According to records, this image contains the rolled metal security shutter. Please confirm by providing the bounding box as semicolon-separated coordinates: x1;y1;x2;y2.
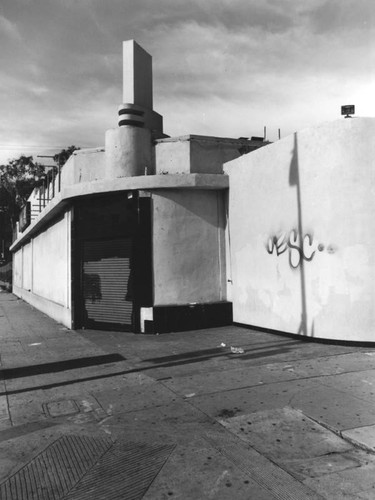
82;238;133;330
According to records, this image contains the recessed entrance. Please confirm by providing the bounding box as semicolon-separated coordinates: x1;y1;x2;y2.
82;237;133;331
72;193;152;332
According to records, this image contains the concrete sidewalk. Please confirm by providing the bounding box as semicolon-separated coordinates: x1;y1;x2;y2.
1;290;375;499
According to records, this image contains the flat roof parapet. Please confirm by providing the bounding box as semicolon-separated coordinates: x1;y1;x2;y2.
155;134;272;146
73;147;105;155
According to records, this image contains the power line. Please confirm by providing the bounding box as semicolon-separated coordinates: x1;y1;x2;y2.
0;145;88;150
0;148;61;151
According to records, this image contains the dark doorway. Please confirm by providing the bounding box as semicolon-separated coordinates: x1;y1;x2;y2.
82;237;133;331
72;193;152;332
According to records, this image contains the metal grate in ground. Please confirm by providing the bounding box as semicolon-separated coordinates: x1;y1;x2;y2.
0;434;112;500
0;435;175;500
65;441;176;500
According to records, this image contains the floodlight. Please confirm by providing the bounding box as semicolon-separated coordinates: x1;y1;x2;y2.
341;105;355;118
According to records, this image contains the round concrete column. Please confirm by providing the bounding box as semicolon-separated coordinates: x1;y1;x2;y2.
105;126;152;178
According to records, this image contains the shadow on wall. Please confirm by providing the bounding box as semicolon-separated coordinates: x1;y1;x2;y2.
289;133;310;337
157;190;223;228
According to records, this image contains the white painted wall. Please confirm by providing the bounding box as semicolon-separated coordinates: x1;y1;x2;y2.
123;40;153;109
105;127;152;178
152;189;226;305
13;210;72;327
155;140;190;174
225;118;375;342
32;212;71;306
13;249;22;288
155;136;264;175
61;149;105;187
22;241;32;291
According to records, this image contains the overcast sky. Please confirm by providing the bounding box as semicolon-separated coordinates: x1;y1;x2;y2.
0;0;374;165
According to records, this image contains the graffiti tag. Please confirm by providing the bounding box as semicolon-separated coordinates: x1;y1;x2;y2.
267;230;318;269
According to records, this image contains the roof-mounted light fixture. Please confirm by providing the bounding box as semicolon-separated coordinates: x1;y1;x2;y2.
341;105;355;118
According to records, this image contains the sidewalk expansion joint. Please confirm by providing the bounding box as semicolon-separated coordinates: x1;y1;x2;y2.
202;428;324;500
302;411;375;455
163;366;375;400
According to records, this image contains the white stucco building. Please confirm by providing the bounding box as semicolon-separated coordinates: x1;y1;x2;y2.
11;40;375;342
10;40;267;334
225;117;375;342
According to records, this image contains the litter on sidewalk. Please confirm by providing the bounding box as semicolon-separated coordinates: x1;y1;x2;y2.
230;346;245;354
217;342;245;354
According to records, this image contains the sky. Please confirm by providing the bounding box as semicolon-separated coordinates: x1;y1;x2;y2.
0;0;374;165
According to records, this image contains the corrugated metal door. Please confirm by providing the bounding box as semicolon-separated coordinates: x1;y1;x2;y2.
82;238;133;330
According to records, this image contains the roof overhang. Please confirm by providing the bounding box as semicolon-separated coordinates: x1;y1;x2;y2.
10;173;229;252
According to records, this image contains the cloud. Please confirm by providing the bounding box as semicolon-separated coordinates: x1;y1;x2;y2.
149;14;373;100
0;14;21;40
30;86;49;96
305;0;375;35
145;7;374;138
0;0;373;159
